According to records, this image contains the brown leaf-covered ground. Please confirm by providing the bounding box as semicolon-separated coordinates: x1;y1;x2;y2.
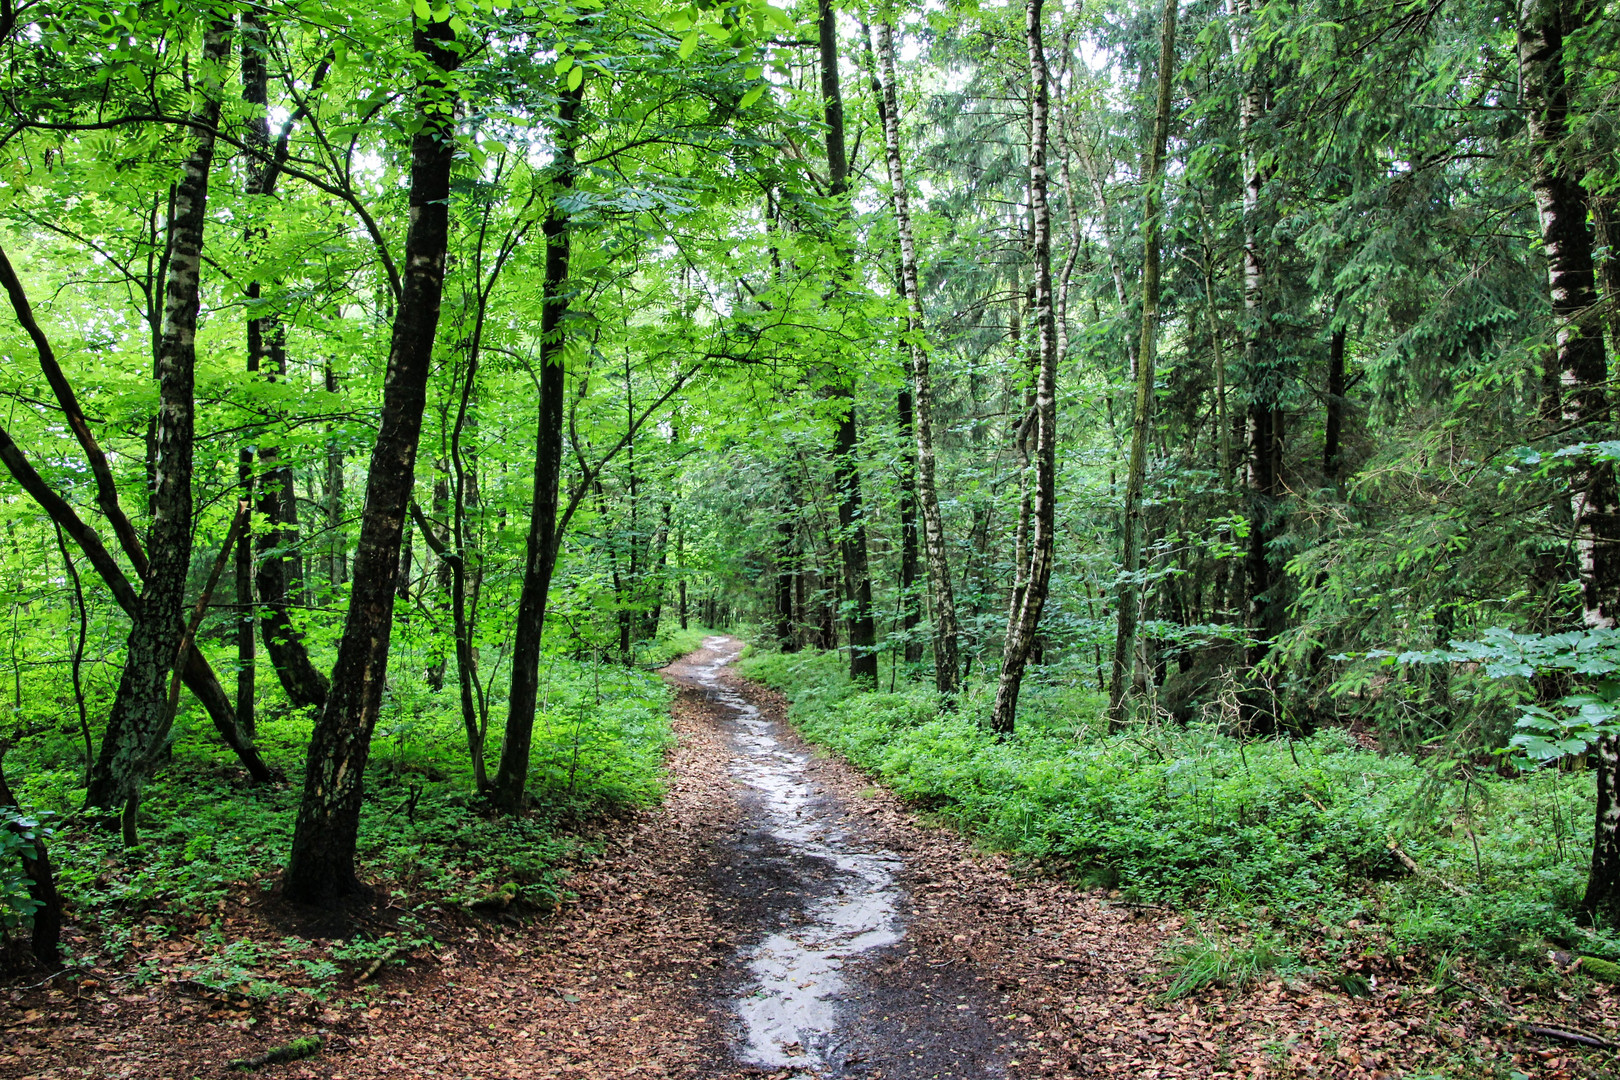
5;637;1616;1078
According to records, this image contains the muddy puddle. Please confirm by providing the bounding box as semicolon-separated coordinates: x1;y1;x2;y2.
687;638;904;1069
683;637;1006;1079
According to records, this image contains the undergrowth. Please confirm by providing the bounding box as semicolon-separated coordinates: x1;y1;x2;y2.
4;625;713;972
738;647;1620;965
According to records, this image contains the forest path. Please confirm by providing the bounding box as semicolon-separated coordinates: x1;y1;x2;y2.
16;639;1540;1080
659;636;1008;1078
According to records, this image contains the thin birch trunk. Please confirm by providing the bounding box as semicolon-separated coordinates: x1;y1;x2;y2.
991;0;1059;734
874;16;960;691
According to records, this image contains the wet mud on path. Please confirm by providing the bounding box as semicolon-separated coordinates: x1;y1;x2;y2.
663;637;1007;1079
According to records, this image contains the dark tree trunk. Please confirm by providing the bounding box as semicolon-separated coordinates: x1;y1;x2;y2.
897;386;923;666
492;82;585;814
256;367;329;709
425;463;451;690
282;15;460;904
0;763;59;967
991;0;1060;734
245;18;328;708
1229;0;1284;729
1323;325;1346;482
1108;0;1178;729
86;22;229;812
818;0;879;685
777;505;797;652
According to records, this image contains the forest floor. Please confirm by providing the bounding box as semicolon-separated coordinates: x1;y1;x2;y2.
5;636;1616;1079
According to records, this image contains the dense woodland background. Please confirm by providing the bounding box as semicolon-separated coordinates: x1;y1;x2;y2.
3;0;1620;1018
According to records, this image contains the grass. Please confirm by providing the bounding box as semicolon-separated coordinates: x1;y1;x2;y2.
738;646;1620;964
1160;927;1305;999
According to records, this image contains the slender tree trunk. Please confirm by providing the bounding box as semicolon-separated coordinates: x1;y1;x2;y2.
243;14;328;710
1229;0;1284;727
777;500;797;651
283;15;460;903
450;369;487;790
492;82;585;814
425;463;451;689
896;385;923;666
677;529;688;630
85;22;229;812
875;17;960;691
0;761;59;966
1514;0;1620;924
255;340;330;709
819;0;879;685
1108;0;1178;730
1323;325;1346;483
990;0;1059;735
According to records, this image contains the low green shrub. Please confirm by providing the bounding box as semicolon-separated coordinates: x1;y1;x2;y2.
739;648;1620;961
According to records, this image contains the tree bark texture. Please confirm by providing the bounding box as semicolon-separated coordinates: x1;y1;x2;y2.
1108;0;1178;730
86;22;229;812
820;0;879;685
1515;0;1620;925
283;16;460;903
991;0;1059;734
897;385;923;666
875;18;960;690
491;81;585;814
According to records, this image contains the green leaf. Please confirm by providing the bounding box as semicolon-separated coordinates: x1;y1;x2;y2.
678;30;699;59
555;54;574;75
567;63;584;91
739;85;764;109
413;0;431;19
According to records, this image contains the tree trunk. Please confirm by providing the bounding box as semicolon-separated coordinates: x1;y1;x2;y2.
86;21;229;812
1323;325;1346;482
874;18;959;689
282;15;460;904
990;0;1059;734
896;385;923;666
1514;0;1620;924
491;81;585;814
0;762;59;967
1108;0;1178;729
819;0;879;685
243;12;329;710
1229;0;1284;728
777;502;797;651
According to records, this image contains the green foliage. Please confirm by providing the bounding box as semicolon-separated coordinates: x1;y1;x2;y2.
15;650;675;938
1160;926;1304;1000
740;649;1620;962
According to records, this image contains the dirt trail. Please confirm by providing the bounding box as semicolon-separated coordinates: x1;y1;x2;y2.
664;636;1006;1078
11;637;1615;1078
